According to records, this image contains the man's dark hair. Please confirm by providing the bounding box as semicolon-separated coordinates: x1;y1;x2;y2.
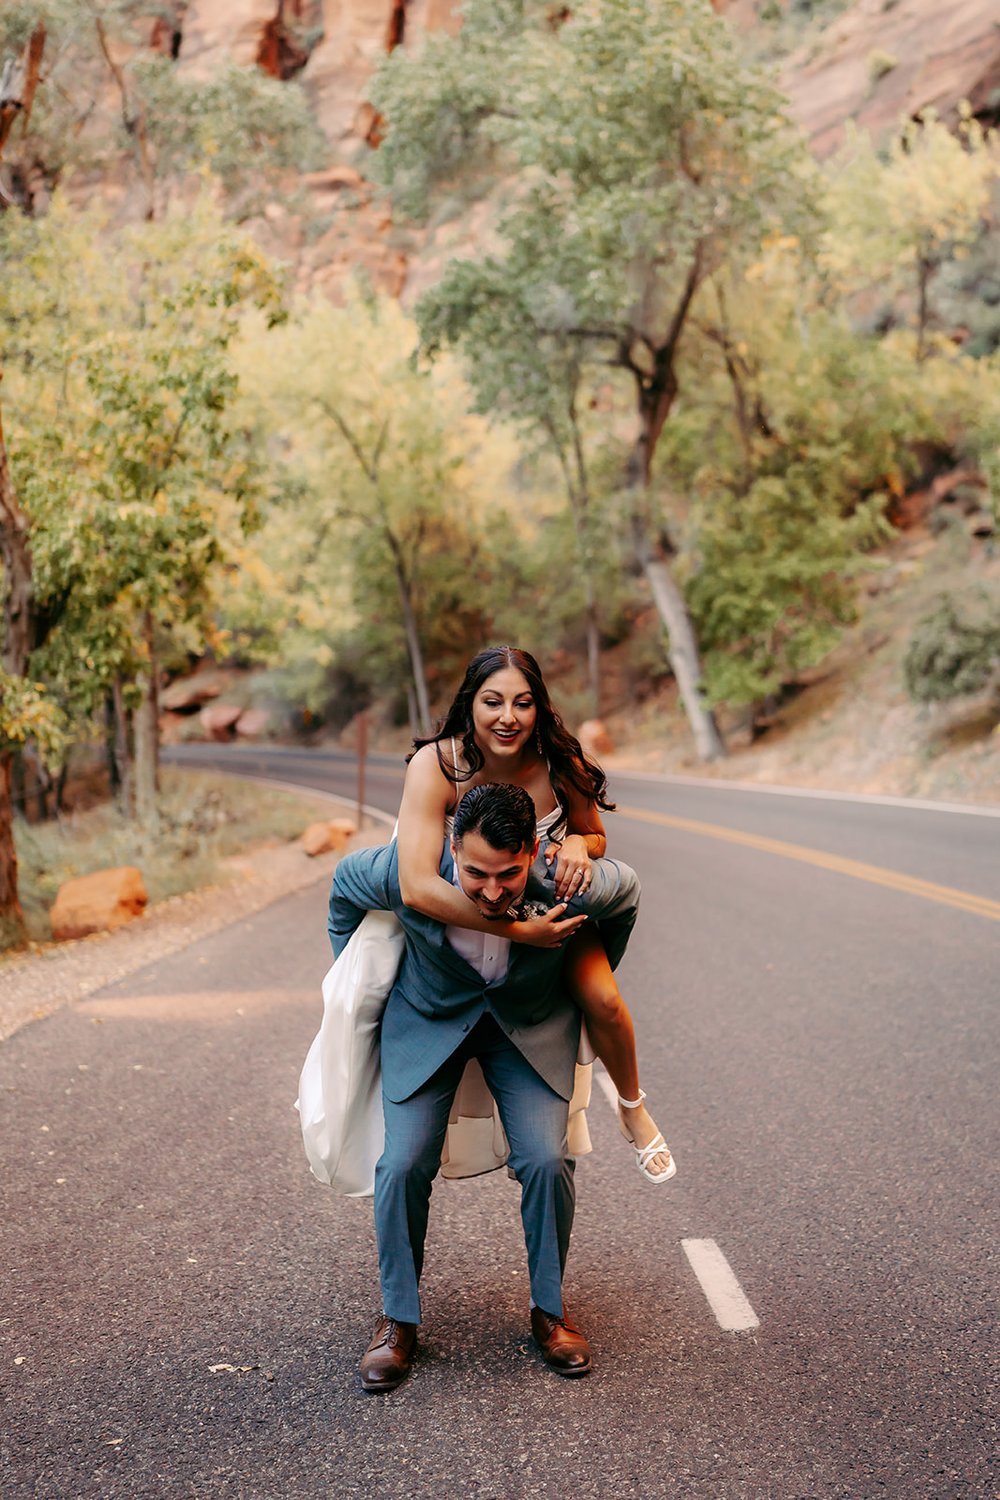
451;783;536;855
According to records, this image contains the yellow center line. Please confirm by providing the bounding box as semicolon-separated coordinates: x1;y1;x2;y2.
615;805;1000;924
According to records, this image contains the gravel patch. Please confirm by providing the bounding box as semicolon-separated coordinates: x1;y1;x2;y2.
0;790;390;1045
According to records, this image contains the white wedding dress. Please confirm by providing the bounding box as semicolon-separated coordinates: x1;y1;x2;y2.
296;814;594;1197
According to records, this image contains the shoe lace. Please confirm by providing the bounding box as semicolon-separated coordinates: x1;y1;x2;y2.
373;1318;397;1349
537;1308;575;1336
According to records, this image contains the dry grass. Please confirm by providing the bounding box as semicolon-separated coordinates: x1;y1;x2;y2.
12;769;323;945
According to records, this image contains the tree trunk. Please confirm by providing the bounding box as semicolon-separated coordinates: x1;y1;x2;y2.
24;745;48;823
111;679;134;817
916;253;932;364
0;400;30;945
385;531;432;736
630;504;727;762
92;12;156;220
567;410;602;717
0;753;24;948
0;412;33;682
0;23;45;155
134;681;158;830
563;489;602;717
326;408;434;736
11;750;25;815
105;693;120;795
55;757;69;814
626;360;726;762
133;612;159;831
0;381;69;944
398;575;432;736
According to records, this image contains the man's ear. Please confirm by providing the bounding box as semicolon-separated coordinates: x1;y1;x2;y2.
450;837;458;863
530;835;540;862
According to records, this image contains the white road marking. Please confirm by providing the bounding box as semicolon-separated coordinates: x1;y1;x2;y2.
592;1069;760;1331
592;1063;620;1113
681;1239;760;1332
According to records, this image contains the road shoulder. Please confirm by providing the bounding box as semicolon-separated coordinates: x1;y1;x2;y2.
0;801;388;1044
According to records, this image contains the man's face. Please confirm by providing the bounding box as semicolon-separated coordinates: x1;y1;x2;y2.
450;829;539;920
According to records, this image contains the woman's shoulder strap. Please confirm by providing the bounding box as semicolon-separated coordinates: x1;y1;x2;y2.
448;736;469;816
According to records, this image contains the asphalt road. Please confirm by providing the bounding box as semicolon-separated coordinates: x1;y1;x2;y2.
2;745;997;1498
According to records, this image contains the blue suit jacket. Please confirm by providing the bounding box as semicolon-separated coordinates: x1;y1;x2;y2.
328;842;639;1105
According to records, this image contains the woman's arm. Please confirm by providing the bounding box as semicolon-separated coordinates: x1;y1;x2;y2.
544;771;607;899
396;746;584;948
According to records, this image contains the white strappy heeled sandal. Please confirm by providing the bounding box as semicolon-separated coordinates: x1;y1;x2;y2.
618;1090;677;1183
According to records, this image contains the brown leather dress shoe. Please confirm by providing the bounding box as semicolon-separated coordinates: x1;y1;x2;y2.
359;1316;418;1392
530;1306;592;1377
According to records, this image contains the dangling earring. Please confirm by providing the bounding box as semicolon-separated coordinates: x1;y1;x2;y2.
536;728;544;756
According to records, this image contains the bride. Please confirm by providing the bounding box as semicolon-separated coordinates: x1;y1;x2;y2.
397;645;674;1183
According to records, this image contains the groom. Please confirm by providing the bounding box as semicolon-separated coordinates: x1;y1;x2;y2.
327;781;640;1392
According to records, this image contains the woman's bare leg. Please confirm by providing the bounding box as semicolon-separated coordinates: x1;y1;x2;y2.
563;926;672;1178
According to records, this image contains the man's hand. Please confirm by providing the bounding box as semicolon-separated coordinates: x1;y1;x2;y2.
544;834;594;901
510;904;588;948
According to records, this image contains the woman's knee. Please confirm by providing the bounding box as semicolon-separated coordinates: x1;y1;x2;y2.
576;979;627;1030
581;856;641;916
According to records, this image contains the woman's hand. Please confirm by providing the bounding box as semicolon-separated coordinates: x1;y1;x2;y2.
544;834;593;901
510;904;588;948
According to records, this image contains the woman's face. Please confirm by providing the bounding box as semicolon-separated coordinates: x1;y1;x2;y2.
471;667;538;758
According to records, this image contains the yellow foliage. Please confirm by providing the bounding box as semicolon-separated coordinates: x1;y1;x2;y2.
822;112;998;290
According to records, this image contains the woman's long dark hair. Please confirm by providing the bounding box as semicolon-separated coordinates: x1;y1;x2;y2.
408;646;614;818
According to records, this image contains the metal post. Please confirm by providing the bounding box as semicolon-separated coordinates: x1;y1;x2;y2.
356;711;368;832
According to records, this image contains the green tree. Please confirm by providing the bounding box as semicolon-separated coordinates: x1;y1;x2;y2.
0;400;67;945
669;240;927;712
0;10;305;938
370;0;816;759
687;472;887;710
0;22;56;943
1;195;282;833
233;291;496;735
420;261;610;713
823;111;998;362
